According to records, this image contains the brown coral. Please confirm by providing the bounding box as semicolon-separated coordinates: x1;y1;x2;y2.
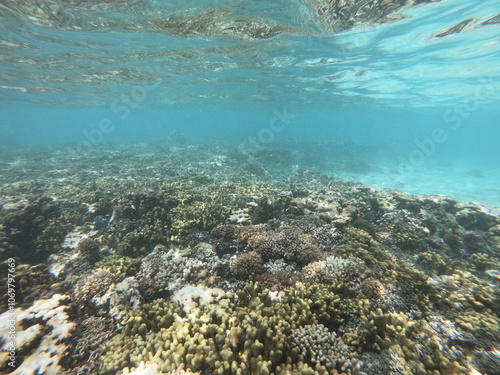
360;277;385;299
230;251;265;280
256;270;301;291
240;225;322;265
0;263;66;309
301;261;330;283
74;270;114;306
64;316;117;375
76;237;101;263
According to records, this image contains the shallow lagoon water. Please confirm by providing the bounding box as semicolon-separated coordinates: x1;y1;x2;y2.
0;1;500;375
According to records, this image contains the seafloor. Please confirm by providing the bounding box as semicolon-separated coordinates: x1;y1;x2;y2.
0;141;499;375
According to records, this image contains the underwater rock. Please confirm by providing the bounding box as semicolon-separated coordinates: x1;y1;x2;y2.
108;277;143;323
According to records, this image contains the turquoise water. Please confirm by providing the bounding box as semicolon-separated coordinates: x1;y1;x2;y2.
1;0;499;206
2;2;500;375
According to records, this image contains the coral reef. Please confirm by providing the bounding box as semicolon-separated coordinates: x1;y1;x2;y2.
0;263;67;309
172;285;231;314
64;316;117;375
256;269;301;292
136;246;222;300
0;197;67;261
106;190;179;257
360;277;385;300
94;254;141;281
108;277;144;323
1;144;499;375
324;255;366;282
99;282;346;375
301;261;330;283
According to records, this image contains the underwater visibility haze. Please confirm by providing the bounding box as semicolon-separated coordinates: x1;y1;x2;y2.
0;0;500;374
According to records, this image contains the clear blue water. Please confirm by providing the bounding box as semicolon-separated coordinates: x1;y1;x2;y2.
1;0;499;205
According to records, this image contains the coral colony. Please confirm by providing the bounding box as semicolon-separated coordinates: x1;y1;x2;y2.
1;143;499;375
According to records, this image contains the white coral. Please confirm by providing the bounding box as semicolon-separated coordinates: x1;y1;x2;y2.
0;294;75;375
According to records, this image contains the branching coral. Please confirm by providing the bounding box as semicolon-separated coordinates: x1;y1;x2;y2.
73;270;115;309
230;251;265;280
239;225;322;265
290;324;363;374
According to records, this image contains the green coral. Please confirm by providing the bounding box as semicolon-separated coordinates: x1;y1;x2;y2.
334;228;440;310
93;255;141;281
335;228;380;267
347;307;470;375
170;200;230;243
390;221;425;253
439;272;500;331
100;282;346;375
99;279;479;375
470;252;500;273
416;251;463;275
